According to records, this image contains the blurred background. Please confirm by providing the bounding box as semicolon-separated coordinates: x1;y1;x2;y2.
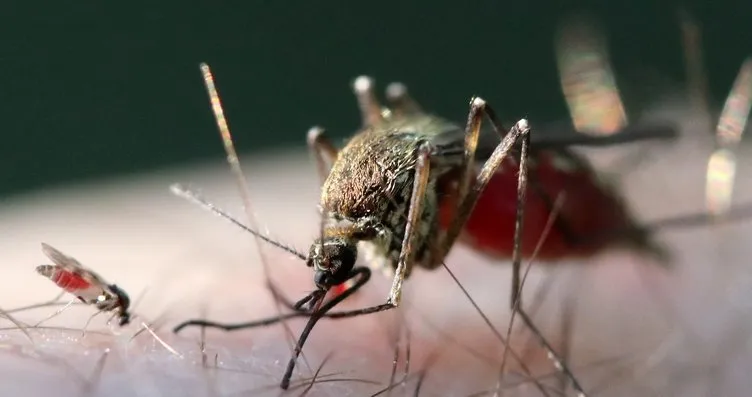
1;1;750;198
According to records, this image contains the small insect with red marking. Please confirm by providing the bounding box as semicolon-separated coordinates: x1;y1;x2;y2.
36;243;131;326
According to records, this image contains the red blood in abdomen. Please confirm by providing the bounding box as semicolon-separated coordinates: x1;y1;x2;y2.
52;270;91;292
440;151;633;261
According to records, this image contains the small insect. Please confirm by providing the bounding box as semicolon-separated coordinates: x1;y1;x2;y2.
36;242;131;327
172;63;681;394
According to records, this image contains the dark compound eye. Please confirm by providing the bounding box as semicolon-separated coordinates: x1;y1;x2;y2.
317;252;344;271
314;270;330;288
308;239;357;271
308;239;358;288
325;244;356;270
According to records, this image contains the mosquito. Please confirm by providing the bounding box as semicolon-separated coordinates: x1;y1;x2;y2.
36;242;132;327
170;62;684;394
35;243;182;356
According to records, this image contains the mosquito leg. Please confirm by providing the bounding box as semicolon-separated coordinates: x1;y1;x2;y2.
435;98;530;305
516;308;587;396
306;119;344;302
417;99;552;395
432;98;588;395
515;137;587;395
81;310;103;337
507;121;590;397
174;270;408;334
385;82;423;118
306;126;338;187
280;267;394;389
353;76;384;127
267;280;333;314
500;193;567;392
388;142;432;306
434;97;488;256
174;267;396;331
34;298;77;327
430;98;530;309
104;311;118;327
518;272;558;363
558;279;579;395
176;275;409;391
264;280;300;311
511;125;531;308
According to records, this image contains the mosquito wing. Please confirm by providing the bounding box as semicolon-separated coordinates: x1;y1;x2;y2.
38;243;111;304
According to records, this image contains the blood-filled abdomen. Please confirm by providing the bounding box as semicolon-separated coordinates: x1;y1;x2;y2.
51;269;92;293
440;150;655;262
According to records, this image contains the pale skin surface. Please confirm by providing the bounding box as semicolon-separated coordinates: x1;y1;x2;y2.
0;103;751;397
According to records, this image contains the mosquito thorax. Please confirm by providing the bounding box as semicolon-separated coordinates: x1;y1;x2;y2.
95;284;130;323
111;284;129;308
306;236;358;288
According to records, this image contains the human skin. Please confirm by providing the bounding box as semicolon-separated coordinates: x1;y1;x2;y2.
0;103;751;397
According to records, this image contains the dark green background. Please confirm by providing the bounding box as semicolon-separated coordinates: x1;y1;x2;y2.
1;2;749;198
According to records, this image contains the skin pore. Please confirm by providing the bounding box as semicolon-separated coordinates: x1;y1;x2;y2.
0;101;751;397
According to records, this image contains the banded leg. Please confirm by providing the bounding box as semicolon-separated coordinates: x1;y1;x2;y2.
434;97;531;306
430;98;589;396
387;142;433;306
353;75;384;127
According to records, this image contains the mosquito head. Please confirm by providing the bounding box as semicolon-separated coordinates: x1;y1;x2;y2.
118;311;132;327
306;236;358;289
109;284;131;326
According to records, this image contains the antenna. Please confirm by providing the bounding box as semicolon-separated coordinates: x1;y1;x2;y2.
197;63;312;374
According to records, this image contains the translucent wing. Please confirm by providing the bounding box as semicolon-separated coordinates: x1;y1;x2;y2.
39;243;111;303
